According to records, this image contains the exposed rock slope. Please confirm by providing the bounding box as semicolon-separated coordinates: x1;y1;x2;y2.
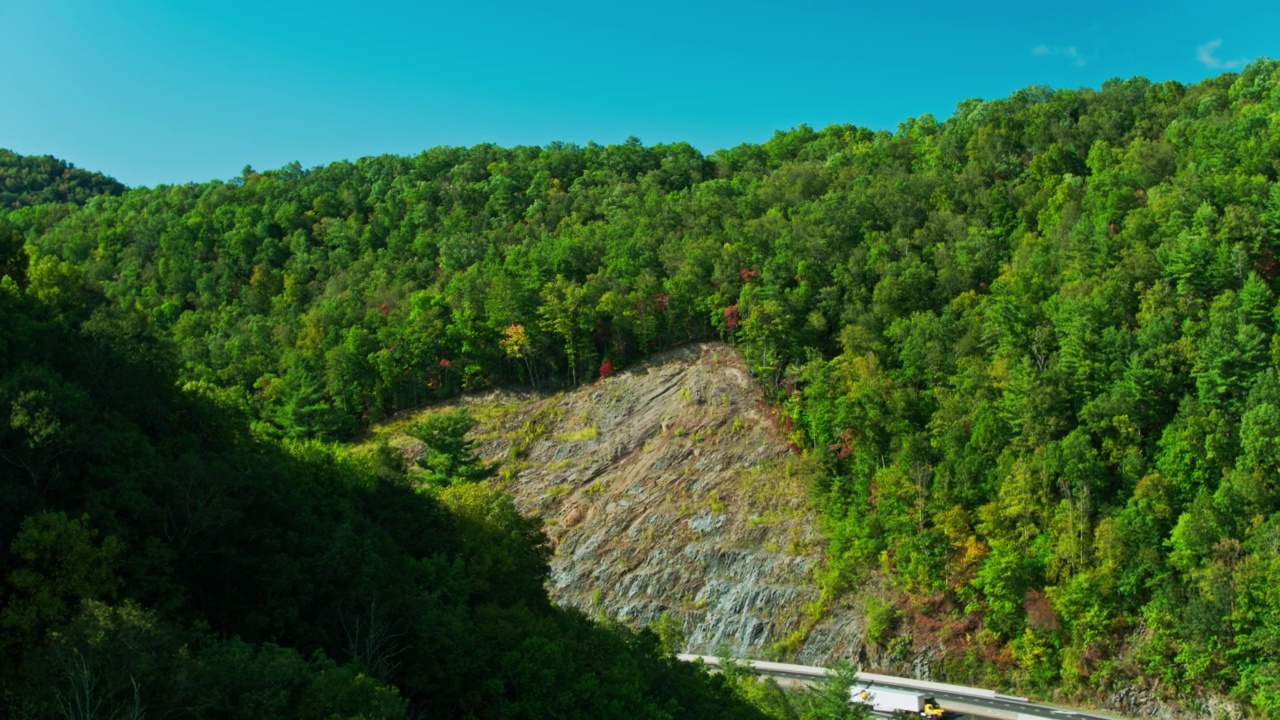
376;342;859;660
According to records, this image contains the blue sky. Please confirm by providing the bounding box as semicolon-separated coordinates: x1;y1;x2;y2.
1;0;1276;187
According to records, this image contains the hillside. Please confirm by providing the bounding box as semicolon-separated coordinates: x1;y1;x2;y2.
365;343;1224;720
6;59;1280;717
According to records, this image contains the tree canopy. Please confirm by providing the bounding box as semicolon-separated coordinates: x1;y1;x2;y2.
0;148;127;211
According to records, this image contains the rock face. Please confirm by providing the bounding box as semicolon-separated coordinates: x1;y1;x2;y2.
378;342;859;660
454;343;842;659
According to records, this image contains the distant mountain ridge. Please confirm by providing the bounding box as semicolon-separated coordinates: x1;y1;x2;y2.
0;148;127;211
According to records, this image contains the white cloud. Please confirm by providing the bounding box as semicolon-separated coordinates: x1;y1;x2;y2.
1197;39;1247;70
1032;45;1086;67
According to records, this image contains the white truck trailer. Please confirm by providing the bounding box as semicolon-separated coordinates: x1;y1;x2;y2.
850;685;945;717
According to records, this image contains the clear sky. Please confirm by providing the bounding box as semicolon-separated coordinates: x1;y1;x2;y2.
2;0;1277;187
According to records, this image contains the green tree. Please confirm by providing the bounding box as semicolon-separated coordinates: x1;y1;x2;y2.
2;513;122;646
538;274;588;385
405;408;492;486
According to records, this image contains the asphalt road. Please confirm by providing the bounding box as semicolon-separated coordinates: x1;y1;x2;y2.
676;655;1127;720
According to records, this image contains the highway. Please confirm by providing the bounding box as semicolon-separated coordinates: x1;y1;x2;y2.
677;655;1128;720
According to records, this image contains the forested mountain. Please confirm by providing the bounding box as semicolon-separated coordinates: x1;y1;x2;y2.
5;58;1280;715
0;148;127;211
0;232;775;717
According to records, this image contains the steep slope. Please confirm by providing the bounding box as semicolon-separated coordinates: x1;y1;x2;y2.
374;342;862;660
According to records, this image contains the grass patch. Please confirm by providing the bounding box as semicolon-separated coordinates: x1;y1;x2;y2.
555;425;599;443
466;399;524;427
707;490;725;514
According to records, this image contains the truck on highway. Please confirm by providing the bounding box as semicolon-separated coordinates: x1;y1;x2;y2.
850;685;945;717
